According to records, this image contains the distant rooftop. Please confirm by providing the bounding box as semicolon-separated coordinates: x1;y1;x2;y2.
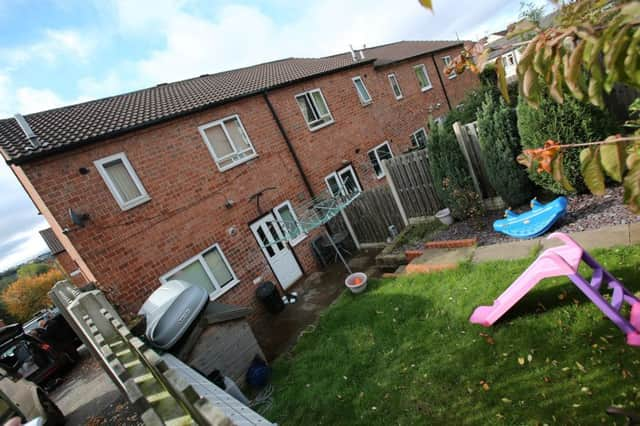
0;40;462;164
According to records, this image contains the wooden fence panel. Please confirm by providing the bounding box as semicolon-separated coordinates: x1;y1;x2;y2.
453;120;497;199
343;185;406;244
384;150;443;218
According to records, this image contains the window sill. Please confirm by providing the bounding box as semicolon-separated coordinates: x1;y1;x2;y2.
448;75;457;80
360;100;373;107
375;173;386;180
309;119;335;132
209;278;241;301
421;86;433;92
119;195;151;211
217;153;258;172
394;96;404;101
290;234;308;247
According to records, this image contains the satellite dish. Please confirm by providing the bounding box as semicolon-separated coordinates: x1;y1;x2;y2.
69;208;89;227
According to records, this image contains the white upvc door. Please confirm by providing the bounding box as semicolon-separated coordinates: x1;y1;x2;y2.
250;213;303;290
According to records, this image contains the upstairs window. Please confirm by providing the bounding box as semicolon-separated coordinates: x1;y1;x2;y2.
388;73;403;100
367;141;393;178
198;115;257;172
161;244;238;298
352;76;372;105
325;165;362;197
414;64;433;91
442;56;456;78
295;89;334;131
410;128;428;149
94;152;150;211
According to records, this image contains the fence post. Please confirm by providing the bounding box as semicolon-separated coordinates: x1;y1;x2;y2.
452;121;483;197
382;159;409;226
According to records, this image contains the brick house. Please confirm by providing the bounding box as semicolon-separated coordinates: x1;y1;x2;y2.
0;40;478;322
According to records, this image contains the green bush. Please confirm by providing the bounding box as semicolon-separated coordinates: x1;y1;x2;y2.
517;91;617;194
17;262;51;278
427;121;483;219
477;93;535;206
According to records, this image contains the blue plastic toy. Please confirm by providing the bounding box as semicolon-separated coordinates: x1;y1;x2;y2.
493;196;567;239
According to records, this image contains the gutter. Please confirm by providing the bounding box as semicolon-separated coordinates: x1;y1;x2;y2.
262;91;314;198
431;54;453;111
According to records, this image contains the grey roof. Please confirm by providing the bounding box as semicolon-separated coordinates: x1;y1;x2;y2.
0;40;461;164
39;228;65;255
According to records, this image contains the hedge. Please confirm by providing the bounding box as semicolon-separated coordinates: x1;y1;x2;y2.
516;91;616;194
477;93;535;206
427;121;483;219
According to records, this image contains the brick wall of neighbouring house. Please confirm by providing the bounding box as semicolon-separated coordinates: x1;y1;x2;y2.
266;47;479;195
18;93;320;318
54;250;88;286
14;46;478;323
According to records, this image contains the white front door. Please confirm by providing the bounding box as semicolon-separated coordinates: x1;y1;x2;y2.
250;213;303;290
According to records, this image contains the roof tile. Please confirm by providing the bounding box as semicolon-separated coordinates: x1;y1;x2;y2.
0;40;461;163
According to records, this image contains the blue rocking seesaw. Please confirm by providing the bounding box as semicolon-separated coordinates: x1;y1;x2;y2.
493;196;568;239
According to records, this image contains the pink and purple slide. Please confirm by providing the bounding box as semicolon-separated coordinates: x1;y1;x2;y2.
470;232;640;346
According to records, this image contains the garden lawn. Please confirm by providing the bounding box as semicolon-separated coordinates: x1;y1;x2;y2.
266;245;640;425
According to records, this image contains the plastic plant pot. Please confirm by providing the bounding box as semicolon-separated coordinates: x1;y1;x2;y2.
435;208;454;225
345;272;368;294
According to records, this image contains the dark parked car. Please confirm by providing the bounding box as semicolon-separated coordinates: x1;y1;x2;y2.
0;324;73;389
24;308;81;360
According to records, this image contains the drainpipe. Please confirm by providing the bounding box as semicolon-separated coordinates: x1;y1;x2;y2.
262;91;315;198
431;54;452;111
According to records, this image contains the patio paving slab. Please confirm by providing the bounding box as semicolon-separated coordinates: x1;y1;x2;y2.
540;223;629;250
405;246;475;274
472;239;540;263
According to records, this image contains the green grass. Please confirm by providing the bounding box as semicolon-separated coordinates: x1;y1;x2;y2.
266;245;640;425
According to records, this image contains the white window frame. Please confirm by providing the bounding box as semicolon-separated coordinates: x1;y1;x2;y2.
503;52;516;67
198;114;258;172
160;243;239;300
442;56;456;79
273;200;306;246
295;88;334;131
410;128;428;149
94;152;150;211
324;165;362;197
351;76;372;105
414;64;433;91
387;73;403;100
367;141;393;179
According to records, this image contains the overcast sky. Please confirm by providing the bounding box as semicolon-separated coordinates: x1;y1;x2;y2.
0;0;548;272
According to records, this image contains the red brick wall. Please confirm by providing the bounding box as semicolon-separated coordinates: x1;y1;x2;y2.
20;94;319;316
266;48;479;195
54;251;88;286
16;47;478;319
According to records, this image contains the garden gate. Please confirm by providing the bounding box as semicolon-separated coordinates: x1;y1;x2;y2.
341;185;406;245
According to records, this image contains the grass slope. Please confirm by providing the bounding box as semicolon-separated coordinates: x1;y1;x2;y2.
267;246;640;425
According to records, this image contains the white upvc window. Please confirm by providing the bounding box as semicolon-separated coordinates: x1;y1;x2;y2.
198;115;257;172
367;141;394;179
295;89;334;131
325;165;362;197
388;73;403;100
273;200;306;246
352;76;372;105
414;64;433;91
410;128;428;149
442;56;456;78
503;51;516;66
161;243;239;299
94;152;150;211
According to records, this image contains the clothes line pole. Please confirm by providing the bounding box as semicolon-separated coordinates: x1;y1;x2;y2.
323;228;352;274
